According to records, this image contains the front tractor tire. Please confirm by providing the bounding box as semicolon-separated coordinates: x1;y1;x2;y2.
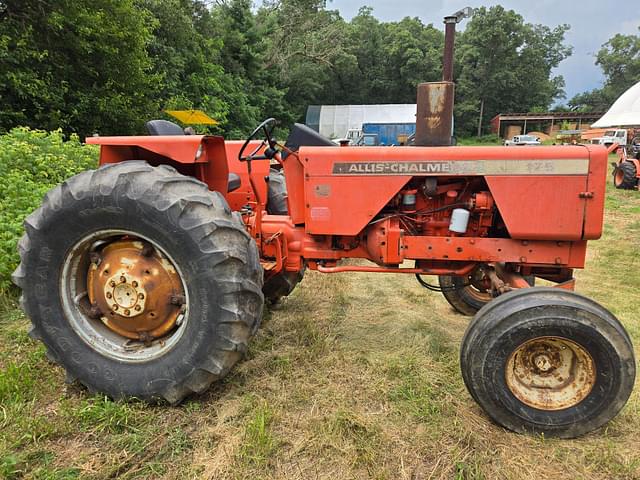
12;161;264;404
613;161;638;189
460;288;635;438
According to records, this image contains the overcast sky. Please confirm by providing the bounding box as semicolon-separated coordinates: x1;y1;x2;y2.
325;0;640;102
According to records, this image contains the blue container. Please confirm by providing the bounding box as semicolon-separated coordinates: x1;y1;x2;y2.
362;123;416;146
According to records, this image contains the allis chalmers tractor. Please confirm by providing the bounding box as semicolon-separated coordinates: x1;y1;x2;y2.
13;118;636;437
12;12;636;439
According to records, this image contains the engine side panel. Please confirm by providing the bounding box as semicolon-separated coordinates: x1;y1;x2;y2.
485;176;587;240
299;145;603;240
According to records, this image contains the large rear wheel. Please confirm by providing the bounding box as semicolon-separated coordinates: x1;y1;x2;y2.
13;161;264;403
460;288;635;438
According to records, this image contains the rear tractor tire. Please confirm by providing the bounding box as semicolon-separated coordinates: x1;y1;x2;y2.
613;161;638;189
12;161;264;404
266;167;289;215
263;167;304;304
460;288;635;438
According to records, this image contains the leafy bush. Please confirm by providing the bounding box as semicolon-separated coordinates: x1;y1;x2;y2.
0;128;98;291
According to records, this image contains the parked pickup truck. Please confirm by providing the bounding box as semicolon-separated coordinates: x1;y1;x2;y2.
504;135;541;146
590;129;630;148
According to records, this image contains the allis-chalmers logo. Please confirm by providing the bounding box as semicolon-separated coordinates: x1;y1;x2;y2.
333;161;453;174
331;159;590;176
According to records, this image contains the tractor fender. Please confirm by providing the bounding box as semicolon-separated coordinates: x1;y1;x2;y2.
87;135;231;195
86;135;270;206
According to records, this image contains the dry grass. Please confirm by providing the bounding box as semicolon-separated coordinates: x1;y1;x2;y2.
1;165;639;479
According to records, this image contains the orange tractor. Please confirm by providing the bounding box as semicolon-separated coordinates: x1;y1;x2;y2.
613;135;640;189
13;118;636;437
13;12;635;438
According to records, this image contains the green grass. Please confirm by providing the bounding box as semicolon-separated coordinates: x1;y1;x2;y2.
457;134;502;146
71;396;143;434
237;400;278;469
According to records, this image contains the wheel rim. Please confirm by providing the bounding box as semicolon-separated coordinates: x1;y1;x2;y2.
505;336;596;411
463;285;492;302
463;270;492;302
61;230;189;363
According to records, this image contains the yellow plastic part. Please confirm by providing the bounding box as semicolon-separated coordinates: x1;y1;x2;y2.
164;110;218;125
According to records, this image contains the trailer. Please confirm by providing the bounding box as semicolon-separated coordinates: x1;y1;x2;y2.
359;122;416;146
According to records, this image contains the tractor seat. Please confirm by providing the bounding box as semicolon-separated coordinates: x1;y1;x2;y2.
145;120;241;193
227;173;241;193
145;120;187;136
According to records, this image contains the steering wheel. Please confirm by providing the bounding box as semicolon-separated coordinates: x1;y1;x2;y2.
238;118;279;162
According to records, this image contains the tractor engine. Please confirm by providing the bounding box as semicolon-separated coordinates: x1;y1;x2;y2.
363;178;495;266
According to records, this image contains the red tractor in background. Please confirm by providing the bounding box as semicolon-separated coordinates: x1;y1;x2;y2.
12;10;636;439
613;136;640;189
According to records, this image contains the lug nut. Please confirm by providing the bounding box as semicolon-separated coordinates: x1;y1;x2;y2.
120;276;126;283
112;304;119;311
139;293;145;300
132;281;138;288
170;294;186;306
134;305;142;311
124;309;130;316
109;280;116;287
88;303;102;319
106;292;112;299
89;252;101;265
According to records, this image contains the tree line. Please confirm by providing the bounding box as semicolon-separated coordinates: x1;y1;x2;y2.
0;0;638;139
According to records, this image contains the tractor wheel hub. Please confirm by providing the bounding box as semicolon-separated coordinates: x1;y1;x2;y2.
505;336;596;411
87;240;185;341
105;271;146;316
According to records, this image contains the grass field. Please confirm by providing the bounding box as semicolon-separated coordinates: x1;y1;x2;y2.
1;166;639;479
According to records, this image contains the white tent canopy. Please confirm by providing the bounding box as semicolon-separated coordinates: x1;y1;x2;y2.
592;81;640;128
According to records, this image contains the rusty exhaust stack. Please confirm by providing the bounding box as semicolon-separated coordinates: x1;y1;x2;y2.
415;7;474;146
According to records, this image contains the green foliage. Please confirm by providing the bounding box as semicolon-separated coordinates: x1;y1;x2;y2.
455;6;571;136
0;360;37;405
305;6;444;106
0;0;160;137
71;396;141;434
0;129;97;291
0;1;577;138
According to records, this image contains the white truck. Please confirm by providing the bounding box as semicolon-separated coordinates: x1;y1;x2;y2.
504;135;541;146
590;129;629;148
